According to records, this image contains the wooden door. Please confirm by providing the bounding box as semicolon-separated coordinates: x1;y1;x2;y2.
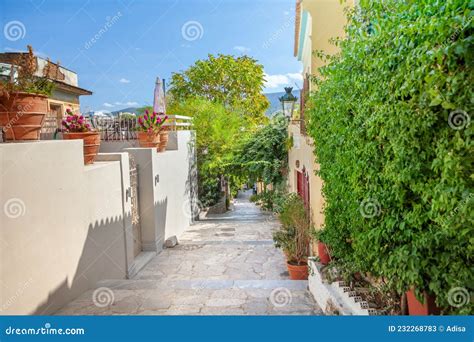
129;157;142;257
297;170;310;210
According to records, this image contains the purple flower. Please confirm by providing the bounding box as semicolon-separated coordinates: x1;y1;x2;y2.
145;109;149;115
66;116;72;122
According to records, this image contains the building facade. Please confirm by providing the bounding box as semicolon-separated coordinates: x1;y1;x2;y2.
0;53;92;138
288;0;354;229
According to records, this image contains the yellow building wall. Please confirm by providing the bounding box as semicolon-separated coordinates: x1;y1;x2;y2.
288;0;354;232
303;0;354;82
288;123;324;229
41;91;81;138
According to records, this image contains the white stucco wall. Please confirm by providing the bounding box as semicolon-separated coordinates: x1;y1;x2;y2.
125;130;198;250
0;141;130;314
155;130;197;240
0;131;197;314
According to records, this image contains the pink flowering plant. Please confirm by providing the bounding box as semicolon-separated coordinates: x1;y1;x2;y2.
137;110;168;133
61;108;92;132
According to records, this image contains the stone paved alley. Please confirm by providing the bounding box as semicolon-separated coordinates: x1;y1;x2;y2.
57;191;322;315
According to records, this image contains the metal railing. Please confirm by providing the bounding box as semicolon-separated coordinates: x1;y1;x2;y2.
90;115;192;141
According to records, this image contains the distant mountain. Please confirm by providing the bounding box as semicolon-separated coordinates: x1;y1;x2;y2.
264;91;284;117
111;107;140;116
264;91;301;118
84;110;112;117
101;95;292;118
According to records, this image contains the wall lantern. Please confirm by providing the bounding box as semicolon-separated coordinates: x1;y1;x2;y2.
279;87;298;119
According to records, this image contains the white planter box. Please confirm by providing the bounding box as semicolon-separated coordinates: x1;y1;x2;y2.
308;259;379;315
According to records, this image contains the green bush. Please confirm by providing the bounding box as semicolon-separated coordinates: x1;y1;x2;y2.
308;0;473;314
236;115;289;185
250;185;288;212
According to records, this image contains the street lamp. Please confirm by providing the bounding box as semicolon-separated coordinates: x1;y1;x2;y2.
279;87;298;119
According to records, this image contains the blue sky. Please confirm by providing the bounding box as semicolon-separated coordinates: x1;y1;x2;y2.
1;0;302;113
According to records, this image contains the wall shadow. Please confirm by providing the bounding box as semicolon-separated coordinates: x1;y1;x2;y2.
31;212;132;315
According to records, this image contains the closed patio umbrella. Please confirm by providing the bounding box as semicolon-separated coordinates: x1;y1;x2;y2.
153;77;166;114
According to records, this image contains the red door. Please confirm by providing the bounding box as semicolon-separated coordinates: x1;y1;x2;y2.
296;170;310;210
297;170;303;198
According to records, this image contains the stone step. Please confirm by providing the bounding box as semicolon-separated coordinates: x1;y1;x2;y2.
57;278;320;316
96;279;309;291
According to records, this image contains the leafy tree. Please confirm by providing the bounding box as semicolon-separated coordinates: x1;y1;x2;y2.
168;98;249;205
308;0;473;314
169;54;269;126
234;115;288;186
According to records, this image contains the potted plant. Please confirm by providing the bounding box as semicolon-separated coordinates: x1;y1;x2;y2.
62;108;100;165
273;194;311;280
158;124;170;152
0;45;55;141
136;110;167;150
312;230;331;265
405;288;440;315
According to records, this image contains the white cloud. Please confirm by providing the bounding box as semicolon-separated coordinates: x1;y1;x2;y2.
119;78;130;83
94;110;112;116
4;47;21;52
287;73;303;82
103;102;114;107
233;45;251;53
264;72;303;89
264;73;290;89
113;101;139;107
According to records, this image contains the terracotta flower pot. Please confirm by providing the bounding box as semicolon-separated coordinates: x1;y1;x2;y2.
137;131;160;149
287;261;308;280
158;130;169;152
63;132;100;165
406;288;440;315
318;241;331;265
0;92;48;141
